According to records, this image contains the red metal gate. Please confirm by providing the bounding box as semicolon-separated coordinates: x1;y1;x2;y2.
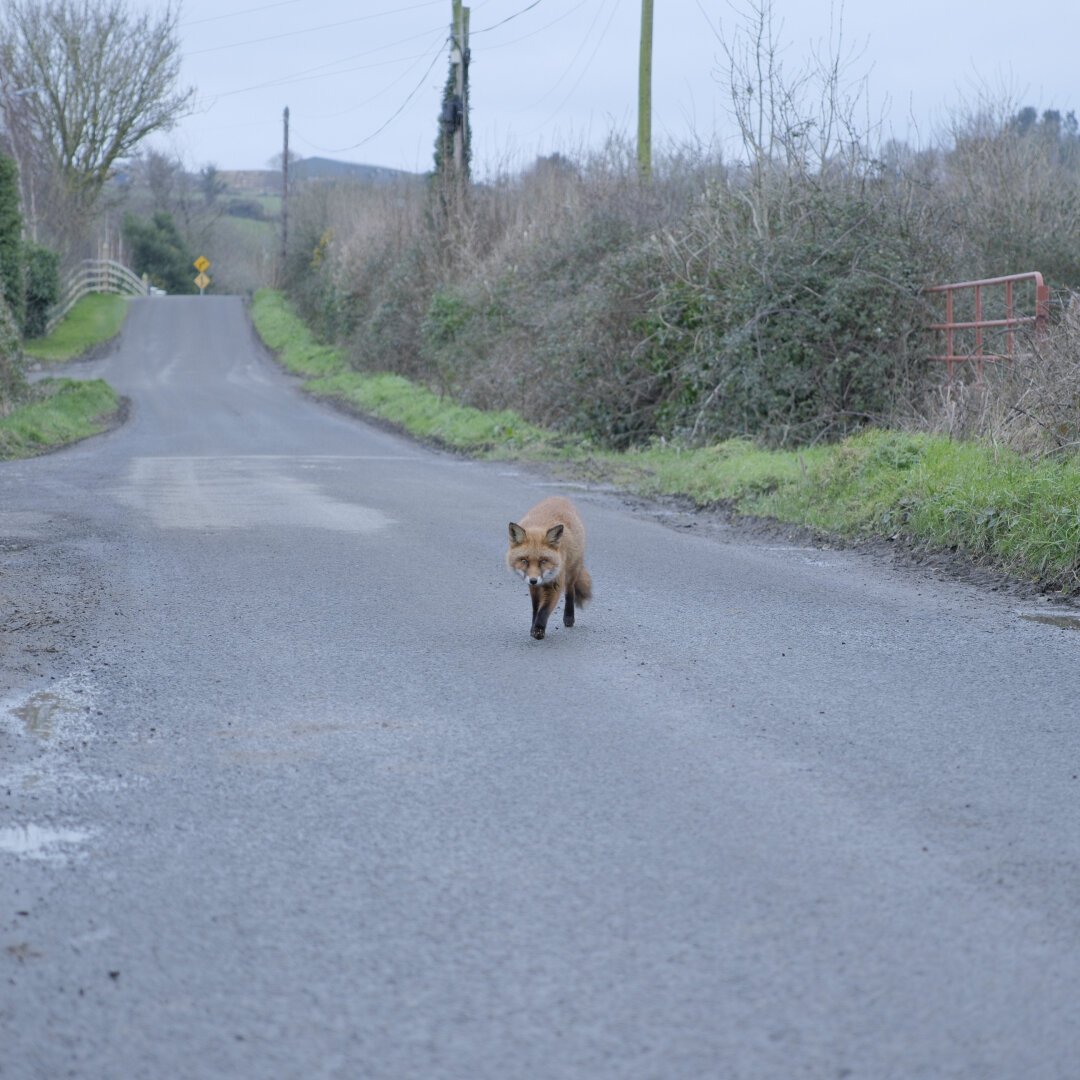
926;272;1050;379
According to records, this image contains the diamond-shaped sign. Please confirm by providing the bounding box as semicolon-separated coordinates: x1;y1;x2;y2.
194;271;211;291
193;256;210;273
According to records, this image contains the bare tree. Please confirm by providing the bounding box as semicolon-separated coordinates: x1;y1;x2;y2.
126;148;225;255
0;0;193;256
711;0;877;234
941;91;1080;284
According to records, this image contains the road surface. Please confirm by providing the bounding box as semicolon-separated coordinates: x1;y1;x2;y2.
1;296;1078;1079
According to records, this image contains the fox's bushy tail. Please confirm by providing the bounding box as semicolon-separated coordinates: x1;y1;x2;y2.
574;568;593;606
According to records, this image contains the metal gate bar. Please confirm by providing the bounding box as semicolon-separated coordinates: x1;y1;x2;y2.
926;272;1050;379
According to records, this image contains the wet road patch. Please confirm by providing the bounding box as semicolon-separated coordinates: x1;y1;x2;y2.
1019;612;1080;630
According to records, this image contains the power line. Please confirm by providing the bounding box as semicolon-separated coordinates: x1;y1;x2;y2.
294;36;448;155
471;0;545;35
305;29;450;121
476;1;587;54
290;1;614;162
187;0;446;56
190;2;567;103
204;30;447;100
278;3;558;162
181;0;305;28
190;0;630;169
527;0;621;135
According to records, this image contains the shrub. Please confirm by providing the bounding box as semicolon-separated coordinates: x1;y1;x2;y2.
0;154;25;332
630;182;937;446
915;298;1080;456
225;197;268;221
123;211;195;294
23;243;59;339
0;293;26;411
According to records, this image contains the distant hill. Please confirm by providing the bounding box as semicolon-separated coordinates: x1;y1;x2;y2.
291;157;420;184
220;158;420;195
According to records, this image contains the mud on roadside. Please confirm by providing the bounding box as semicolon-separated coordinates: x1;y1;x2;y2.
605;487;1080;607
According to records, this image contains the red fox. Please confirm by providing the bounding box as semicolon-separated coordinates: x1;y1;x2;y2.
507;496;592;639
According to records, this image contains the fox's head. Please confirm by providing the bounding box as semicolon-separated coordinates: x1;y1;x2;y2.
507;521;564;587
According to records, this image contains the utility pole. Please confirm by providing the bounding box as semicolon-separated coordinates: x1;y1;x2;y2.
435;0;470;240
450;0;470;182
637;0;653;182
281;106;289;272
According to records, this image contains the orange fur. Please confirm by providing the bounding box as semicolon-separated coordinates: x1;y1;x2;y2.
507;496;592;639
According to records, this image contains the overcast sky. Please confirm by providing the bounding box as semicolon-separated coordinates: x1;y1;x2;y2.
157;0;1080;176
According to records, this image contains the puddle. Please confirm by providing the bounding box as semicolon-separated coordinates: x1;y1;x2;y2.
1020;613;1080;631
0;824;92;861
0;675;100;792
12;690;86;739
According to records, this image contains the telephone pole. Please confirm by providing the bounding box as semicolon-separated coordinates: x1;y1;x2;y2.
637;0;653;182
435;0;470;240
450;0;470;182
281;106;290;272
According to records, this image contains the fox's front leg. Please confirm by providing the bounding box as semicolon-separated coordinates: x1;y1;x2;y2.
530;583;562;639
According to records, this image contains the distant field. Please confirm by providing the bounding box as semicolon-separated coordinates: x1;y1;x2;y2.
221;214;277;240
254;194;282;216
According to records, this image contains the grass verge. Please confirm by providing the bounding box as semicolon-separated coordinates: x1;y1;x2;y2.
0;378;122;459
251;289;1080;596
1;292;130;459
613;434;1080;593
24;293;130;363
251;289;563;455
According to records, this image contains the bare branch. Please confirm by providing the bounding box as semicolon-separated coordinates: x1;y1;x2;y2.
0;0;193;253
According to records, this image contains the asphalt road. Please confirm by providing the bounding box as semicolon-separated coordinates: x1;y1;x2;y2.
2;296;1079;1079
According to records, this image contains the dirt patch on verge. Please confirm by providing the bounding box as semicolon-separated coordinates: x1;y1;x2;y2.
610;486;1076;606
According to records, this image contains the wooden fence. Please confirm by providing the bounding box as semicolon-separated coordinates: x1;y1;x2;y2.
46;259;149;335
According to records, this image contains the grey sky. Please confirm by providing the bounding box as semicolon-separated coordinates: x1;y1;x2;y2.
157;0;1080;175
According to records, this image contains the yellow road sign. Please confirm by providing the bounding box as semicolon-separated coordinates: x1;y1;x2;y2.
194;271;211;291
193;256;210;273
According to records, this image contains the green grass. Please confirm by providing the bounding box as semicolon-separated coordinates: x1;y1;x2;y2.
0;292;129;458
251;289;344;377
238;195;281;217
307;370;558;452
615;432;1080;592
219;214;278;243
251;289;559;454
24;293;130;363
251;288;1080;596
0;378;121;459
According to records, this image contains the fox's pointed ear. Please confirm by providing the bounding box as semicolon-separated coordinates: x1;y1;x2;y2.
508;522;526;545
545;523;565;546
